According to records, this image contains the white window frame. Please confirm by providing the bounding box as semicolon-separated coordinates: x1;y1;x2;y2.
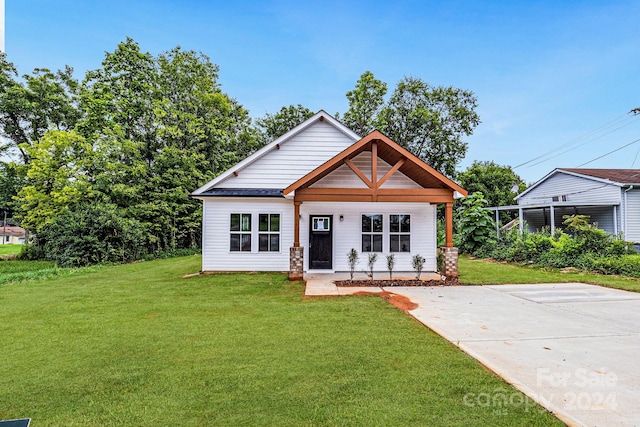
361;213;383;253
390;214;411;252
258;213;281;252
230;213;252;252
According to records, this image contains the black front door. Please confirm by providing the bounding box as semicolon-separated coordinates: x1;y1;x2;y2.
309;215;333;270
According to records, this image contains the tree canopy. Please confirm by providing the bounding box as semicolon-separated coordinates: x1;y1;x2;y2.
255;104;314;144
4;38;261;262
0;41;487;266
457;160;526;208
340;72;480;177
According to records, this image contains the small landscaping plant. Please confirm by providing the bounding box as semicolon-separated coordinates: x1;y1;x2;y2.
386;253;395;279
412;254;425;280
347;248;359;280
366;253;377;281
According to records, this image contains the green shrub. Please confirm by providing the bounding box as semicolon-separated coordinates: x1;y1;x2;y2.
473;213;640;278
454;192;496;254
583;254;640;277
36;203;149;267
18;242;46;261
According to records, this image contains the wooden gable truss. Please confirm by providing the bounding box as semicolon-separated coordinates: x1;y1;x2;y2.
283;131;467;248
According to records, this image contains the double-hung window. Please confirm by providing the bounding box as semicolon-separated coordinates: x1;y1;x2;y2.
259;214;280;252
230;213;251;252
362;214;383;252
390;214;410;252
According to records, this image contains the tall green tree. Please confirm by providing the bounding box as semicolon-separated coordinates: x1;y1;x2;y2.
341;71;387;136
74;39;258;251
337;72;480;177
378;77;480;177
457;161;526;208
15;130;94;232
256;104;314;144
0;162;25;219
0;53;80;163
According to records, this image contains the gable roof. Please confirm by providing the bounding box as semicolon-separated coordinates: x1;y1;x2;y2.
0;225;26;237
516;168;640;200
191;110;360;196
283;130;467;196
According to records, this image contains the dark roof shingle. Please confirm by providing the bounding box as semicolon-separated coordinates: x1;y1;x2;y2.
560;168;640;184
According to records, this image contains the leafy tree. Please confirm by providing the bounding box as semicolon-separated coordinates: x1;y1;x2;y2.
457;161;526;208
338;72;480;176
14;130;94;232
379;77;480;177
74;39;258;251
256;104;314;143
0;162;25;219
454;192;495;254
0;53;80;163
341;71;387;136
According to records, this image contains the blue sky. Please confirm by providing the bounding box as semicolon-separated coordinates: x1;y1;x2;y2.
6;0;640;183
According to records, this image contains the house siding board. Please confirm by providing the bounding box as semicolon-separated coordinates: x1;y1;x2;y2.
215;121;357;189
202;198;293;271
518;173;620;206
300;201;436;273
625;190;640;241
310;152;421;189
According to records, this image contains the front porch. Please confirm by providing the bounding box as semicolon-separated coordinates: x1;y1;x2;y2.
283;131;466;280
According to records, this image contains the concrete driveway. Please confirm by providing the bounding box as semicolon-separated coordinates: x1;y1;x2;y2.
392;283;640;427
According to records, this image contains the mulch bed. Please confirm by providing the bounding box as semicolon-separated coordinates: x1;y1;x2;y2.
334;277;460;287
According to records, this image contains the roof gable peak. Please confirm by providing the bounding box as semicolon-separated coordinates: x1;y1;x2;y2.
192;110;360;195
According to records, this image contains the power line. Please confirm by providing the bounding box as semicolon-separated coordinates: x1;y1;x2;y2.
576;137;640;167
525;118;640;168
513;112;640;169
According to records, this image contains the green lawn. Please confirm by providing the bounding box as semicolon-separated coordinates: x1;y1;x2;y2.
459;254;640;292
0;255;561;426
0;260;58;285
0;243;23;255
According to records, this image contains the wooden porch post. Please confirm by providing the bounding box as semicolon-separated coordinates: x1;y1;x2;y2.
445;202;454;248
289;200;303;281
293;201;301;247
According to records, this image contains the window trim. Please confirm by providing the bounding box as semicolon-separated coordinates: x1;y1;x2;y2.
258;213;281;252
361;213;383;253
390;214;411;253
230;213;252;252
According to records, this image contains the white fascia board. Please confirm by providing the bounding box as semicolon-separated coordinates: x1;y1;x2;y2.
192;110;360;195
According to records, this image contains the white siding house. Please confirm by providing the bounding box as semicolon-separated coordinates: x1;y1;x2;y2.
191;111;466;278
492;168;640;241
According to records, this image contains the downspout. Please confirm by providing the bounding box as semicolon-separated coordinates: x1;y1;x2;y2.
624;185;634;239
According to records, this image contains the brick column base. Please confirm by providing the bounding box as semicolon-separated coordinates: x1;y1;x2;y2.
289;246;304;281
440;247;459;278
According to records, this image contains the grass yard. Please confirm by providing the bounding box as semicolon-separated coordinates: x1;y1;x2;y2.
459;254;640;292
0;255;561;426
0;260;58;285
0;243;23;255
